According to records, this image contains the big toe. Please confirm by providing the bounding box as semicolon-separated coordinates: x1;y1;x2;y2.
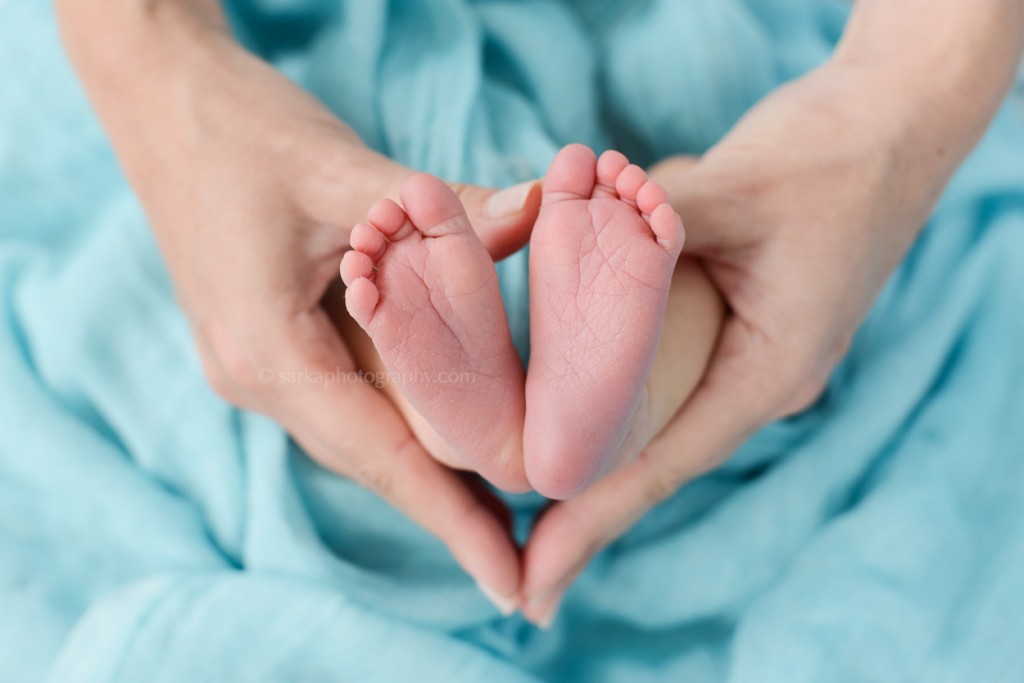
400;173;474;238
543;143;597;203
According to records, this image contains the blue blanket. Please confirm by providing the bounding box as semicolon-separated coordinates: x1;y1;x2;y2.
2;1;1024;681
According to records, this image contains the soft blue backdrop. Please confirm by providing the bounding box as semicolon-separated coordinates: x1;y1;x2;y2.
1;1;1023;681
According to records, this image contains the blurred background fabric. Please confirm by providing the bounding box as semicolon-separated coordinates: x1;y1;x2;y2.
1;0;1023;681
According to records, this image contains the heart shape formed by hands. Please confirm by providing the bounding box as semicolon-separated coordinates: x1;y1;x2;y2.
69;0;989;632
335;145;729;624
331;58;941;627
508;62;932;626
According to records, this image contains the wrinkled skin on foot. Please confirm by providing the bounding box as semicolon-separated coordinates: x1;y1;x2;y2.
525;144;685;499
59;2;542;608
518;59;995;626
341;174;528;492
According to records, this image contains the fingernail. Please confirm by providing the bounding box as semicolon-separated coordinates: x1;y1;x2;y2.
484;181;536;220
529;593;563;631
476;581;518;616
536;611;556;630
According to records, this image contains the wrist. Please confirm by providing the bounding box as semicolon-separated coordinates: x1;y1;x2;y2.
830;1;1024;212
57;0;229;83
57;0;233;141
813;53;1006;234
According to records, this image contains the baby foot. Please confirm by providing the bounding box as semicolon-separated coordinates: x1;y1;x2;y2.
340;174;528;492
525;144;685;499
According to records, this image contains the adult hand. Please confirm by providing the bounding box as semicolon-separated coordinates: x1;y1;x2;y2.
58;0;540;608
518;43;1018;625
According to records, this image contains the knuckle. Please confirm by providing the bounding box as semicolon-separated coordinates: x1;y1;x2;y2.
549;503;608;562
710;161;771;204
779;361;816;398
194;331;243;404
829;336;853;366
201;359;237;402
775;367;830;418
353;462;395;500
641;454;686;506
202;322;267;397
349;436;418;501
219;345;262;393
644;472;680;507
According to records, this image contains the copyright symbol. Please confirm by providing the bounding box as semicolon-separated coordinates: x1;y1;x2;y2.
257;368;274;384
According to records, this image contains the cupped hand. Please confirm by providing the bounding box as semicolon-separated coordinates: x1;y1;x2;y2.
518;61;947;625
61;10;540;606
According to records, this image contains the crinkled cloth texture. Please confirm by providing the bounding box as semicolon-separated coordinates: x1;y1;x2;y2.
2;0;1024;681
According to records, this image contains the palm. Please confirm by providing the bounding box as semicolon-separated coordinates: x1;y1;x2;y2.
520;64;934;625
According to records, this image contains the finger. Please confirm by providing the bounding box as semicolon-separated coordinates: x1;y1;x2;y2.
520;586;564;630
265;308;522;606
459;471;515;535
521;320;772;619
450;180;542;261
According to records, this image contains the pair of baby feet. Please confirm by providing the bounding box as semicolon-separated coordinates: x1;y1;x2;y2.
339;144;684;499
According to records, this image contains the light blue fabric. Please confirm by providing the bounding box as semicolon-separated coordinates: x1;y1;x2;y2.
2;0;1023;681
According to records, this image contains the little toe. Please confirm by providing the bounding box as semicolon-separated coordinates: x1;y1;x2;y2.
543;143;598;204
595;150;629;198
345;277;380;329
637;180;669;218
350;221;387;259
368;198;416;241
340;249;375;287
400;173;476;238
648;203;686;256
614;164;647;207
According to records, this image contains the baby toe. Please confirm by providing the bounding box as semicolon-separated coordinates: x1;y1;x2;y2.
345;278;380;329
648;203;685;256
350;221;387;259
595;150;629;197
637;180;669;217
368;198;415;240
614;164;647;206
340;249;375;287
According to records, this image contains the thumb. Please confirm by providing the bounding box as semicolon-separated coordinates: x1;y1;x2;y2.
295;135;540;261
449;180;542;261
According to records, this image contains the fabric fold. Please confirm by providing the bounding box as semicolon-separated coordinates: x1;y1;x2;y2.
2;0;1023;681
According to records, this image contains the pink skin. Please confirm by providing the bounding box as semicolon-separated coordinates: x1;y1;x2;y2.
339;173;528;493
524;144;686;500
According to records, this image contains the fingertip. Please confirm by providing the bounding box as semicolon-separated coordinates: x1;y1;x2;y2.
524;589;564;630
472;180;542;260
483;179;541;222
477;580;519;616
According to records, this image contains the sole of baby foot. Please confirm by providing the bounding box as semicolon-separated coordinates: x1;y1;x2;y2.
340;173;528;492
524;144;685;500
